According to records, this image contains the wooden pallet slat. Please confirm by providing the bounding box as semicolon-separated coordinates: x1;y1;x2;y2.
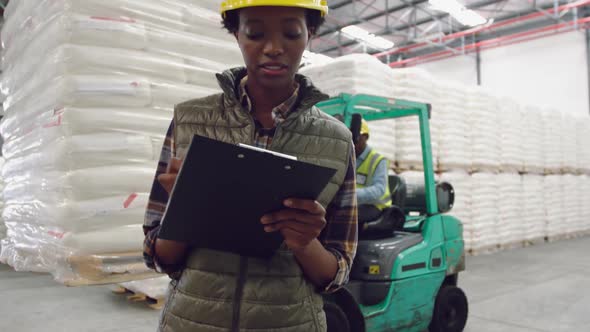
112;286;165;310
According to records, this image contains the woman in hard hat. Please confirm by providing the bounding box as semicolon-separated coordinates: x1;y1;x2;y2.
143;1;358;331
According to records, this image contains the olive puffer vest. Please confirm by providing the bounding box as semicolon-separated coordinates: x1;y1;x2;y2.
158;67;353;332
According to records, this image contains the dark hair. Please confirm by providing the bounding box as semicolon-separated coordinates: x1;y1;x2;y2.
222;9;325;34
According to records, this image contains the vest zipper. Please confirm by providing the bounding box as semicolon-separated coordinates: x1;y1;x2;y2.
231;256;249;332
248;113;257;145
268;125;283;151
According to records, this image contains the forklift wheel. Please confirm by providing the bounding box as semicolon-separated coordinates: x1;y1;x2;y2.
429;285;468;332
324;300;351;332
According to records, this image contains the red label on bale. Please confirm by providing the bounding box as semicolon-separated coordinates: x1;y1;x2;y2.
123;193;138;209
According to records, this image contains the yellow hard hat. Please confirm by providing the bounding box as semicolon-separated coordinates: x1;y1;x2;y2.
361;119;369;136
220;0;329;17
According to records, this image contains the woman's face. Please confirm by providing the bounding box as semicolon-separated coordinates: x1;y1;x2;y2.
236;6;310;90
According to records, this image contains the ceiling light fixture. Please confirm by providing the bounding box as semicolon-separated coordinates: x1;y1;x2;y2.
429;0;488;27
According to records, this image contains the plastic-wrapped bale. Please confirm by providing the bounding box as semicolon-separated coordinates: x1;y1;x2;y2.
561;174;580;236
466;88;500;172
433;80;471;172
518;106;544;174
561;115;577;173
1;0;243;69
496;173;524;249
469;172;499;254
118;275;172;306
575;117;590;175
581;175;590;233
572;175;590;234
299;53;396;98
0;157;5;251
438;171;472;250
521;174;545;243
498;98;524;173
0;0;242;284
366;120;396;165
543;175;565;240
390;68;438;171
541;110;563;174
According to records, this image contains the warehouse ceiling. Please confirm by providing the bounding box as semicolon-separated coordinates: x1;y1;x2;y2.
311;0;590;66
0;0;586;67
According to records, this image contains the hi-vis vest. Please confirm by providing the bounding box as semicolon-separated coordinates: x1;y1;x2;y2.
356;149;392;210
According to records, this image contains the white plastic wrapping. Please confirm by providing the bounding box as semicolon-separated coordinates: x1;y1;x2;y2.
467;88;500;172
391;68;437;170
366;120;396;164
0;0;243;283
299;54;396;97
520;106;544;173
541;110;563;173
498;98;524;172
469;172;499;251
0;158;5;250
561;116;578;172
543;174;564;238
119;276;172;300
496;173;524;246
522;174;545;241
575;117;590;174
438;171;472;250
561;174;580;236
433;80;471;171
579;175;590;233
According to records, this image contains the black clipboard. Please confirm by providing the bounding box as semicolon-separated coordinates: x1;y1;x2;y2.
157;134;337;259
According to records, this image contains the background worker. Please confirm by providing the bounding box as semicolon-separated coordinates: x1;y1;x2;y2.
354;119;392;223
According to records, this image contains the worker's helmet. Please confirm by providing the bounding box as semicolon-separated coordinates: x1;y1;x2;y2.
220;0;329;18
360;119;370;136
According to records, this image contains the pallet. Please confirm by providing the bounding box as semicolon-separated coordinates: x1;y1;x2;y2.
545;233;571;243
112;286;166;310
394;162;423;173
468;244;500;256
65;252;160;286
522;236;546;247
437;163;469;173
470;164;500;174
498;240;525;251
561;167;578;175
499;164;523;174
562;231;590;240
543;168;561;175
522;166;544;175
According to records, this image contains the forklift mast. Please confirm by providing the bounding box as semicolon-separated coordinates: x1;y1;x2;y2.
316;93;438;216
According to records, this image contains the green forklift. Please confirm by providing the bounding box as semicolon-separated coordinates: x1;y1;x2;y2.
316;94;468;332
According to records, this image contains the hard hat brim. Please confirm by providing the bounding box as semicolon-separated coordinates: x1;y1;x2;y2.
221;1;328;17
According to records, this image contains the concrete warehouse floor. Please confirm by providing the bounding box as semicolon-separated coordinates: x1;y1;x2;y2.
0;237;588;332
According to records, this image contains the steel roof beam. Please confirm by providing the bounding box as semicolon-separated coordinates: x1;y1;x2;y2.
317;0;505;53
318;0;428;38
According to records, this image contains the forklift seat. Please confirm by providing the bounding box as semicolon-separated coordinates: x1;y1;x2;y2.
388;175;407;211
360;175;408;239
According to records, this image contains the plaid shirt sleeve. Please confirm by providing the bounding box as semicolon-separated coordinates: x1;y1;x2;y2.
143;120;183;277
320;146;358;293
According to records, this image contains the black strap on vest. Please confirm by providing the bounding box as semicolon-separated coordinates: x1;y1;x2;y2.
231;256;249;332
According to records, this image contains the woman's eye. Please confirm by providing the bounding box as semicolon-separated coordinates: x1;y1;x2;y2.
285;32;302;40
246;33;264;40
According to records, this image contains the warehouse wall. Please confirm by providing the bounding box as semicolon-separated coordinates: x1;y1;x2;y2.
480;31;589;115
415;31;589;115
418;55;478;86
